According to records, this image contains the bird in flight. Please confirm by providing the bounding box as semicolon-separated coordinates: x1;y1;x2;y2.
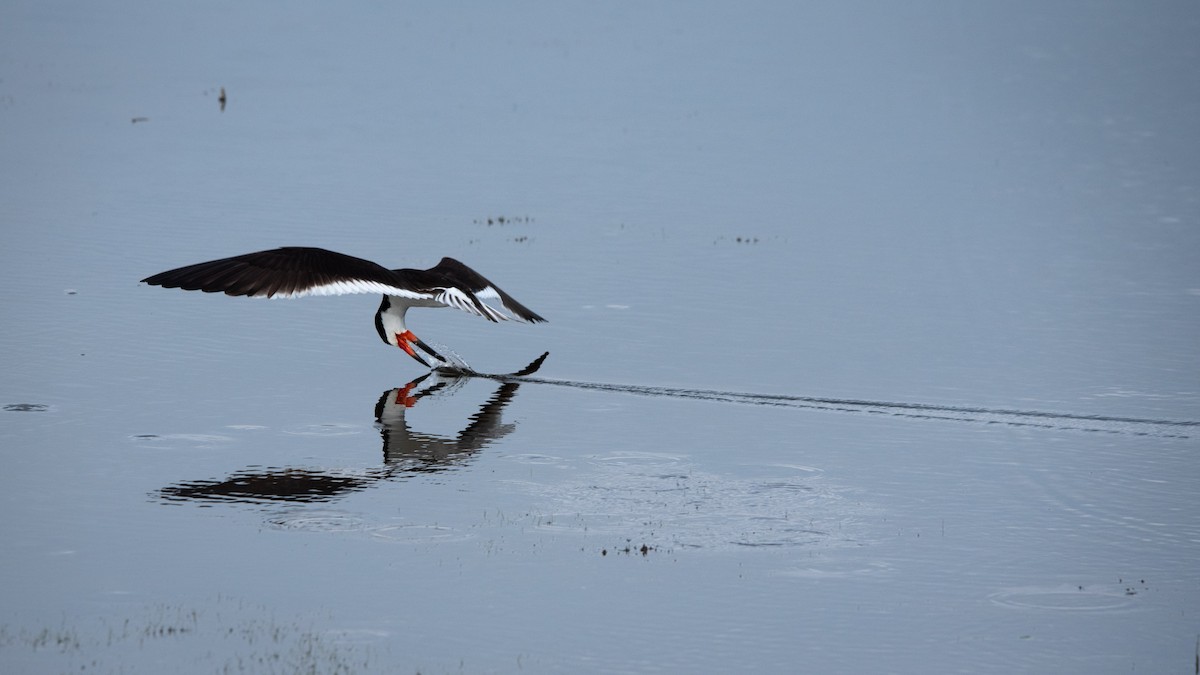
141;247;546;368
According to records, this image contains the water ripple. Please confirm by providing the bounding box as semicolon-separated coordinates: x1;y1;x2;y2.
478;375;1196;439
514;454;865;551
989;584;1140;613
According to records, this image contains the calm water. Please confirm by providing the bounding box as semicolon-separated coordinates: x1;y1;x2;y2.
2;2;1199;673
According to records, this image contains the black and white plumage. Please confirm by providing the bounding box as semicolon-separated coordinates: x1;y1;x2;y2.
141;247;546;368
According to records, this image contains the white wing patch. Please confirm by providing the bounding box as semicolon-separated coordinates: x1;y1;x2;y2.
260;278;524;324
475;286;536;323
435;287;511;322
267;280;433;299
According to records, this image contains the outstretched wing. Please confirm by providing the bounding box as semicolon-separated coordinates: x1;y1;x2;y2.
141;247;421;299
143;248;548;324
419;257;548;323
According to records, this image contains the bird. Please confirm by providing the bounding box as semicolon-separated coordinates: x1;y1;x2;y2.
141;246;546;368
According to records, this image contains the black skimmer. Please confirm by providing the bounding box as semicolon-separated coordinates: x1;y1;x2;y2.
141;247;546;368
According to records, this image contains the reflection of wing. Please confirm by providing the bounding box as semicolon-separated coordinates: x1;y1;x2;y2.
159;467;377;504
374;375;523;467
457;382;520;448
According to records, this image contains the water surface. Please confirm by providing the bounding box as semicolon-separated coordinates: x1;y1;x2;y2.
2;2;1198;673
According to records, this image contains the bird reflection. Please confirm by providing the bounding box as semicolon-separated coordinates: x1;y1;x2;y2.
158;354;545;506
374;372;521;469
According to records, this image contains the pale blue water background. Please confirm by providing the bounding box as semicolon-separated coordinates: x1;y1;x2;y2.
2;2;1199;673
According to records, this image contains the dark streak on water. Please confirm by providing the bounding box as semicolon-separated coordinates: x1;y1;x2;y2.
469;373;1195;439
3;403;49;412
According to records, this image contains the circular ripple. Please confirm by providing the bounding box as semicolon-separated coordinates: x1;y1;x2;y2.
502;453;566;465
989;585;1136;612
590;452;685;465
368;524;473;544
267;510;369;532
775;562;895;579
283;423;363;437
131;433;234;446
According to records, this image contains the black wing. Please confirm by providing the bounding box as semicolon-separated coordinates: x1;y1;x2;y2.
141;247;413;299
416;257;547;323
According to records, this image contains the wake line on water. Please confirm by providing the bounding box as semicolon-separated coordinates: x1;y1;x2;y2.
480;374;1194;439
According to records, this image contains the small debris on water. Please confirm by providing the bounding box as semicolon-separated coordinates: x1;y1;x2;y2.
713;235;760;245
473;215;535;226
600;541;657;557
